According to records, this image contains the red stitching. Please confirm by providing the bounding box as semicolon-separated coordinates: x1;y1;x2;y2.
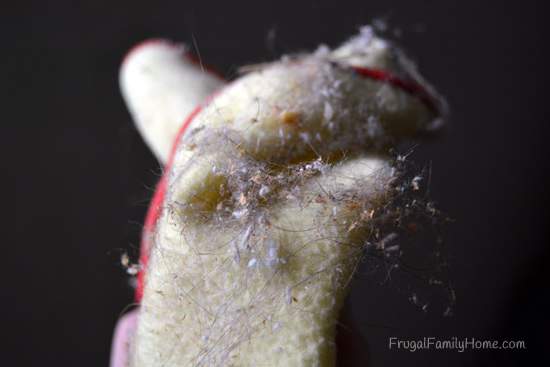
351;66;439;114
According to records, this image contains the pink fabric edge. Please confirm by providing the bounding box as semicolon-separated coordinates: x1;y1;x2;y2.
110;308;139;367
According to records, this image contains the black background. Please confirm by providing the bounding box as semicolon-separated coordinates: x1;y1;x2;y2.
8;0;549;366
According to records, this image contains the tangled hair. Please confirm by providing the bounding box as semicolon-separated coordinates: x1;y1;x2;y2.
119;26;451;367
128;129;452;366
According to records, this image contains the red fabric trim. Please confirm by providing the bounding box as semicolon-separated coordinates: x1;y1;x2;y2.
351;66;439;114
135;104;204;301
122;38;225;82
122;39;174;66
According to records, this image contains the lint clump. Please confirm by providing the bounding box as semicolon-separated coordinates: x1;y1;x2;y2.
113;24;449;367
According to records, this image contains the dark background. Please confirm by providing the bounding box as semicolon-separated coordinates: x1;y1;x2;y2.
8;0;549;366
